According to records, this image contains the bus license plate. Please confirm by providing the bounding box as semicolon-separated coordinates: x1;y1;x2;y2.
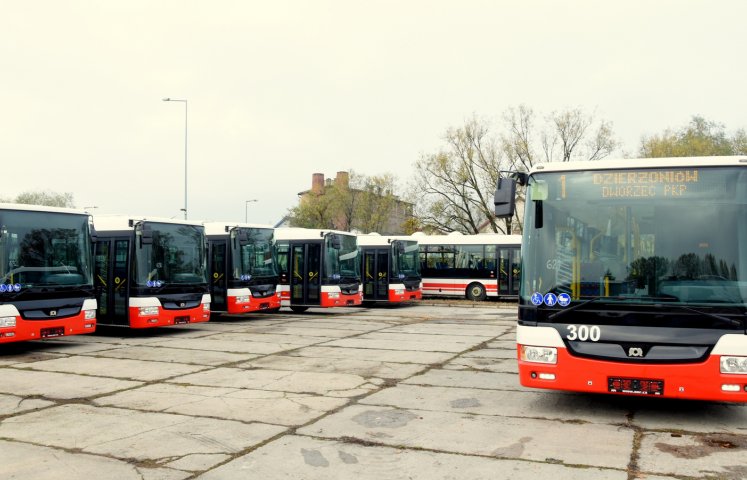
174;316;190;324
608;377;664;396
41;327;65;338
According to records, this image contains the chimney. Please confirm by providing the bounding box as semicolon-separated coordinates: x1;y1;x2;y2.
311;173;324;193
335;171;349;188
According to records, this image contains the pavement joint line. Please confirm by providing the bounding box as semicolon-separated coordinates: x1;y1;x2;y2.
295;432;630;473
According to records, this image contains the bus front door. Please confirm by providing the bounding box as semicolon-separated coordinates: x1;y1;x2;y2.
498;247;521;298
209;241;227;312
290;243;321;306
363;249;389;301
94;238;131;326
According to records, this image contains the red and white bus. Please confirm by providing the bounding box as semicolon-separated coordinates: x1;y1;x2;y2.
92;216;210;328
357;234;422;303
495;156;747;402
205;222;281;314
0;204;97;342
274;228;362;312
414;232;521;301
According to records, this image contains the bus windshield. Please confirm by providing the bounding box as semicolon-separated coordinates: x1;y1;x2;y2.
394;240;421;279
134;222;207;286
231;227;277;280
523;167;747;308
325;234;360;282
0;209;93;289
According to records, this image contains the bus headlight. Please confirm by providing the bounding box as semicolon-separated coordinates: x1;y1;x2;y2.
203;303;210;312
235;296;250;304
394;289;404;295
720;356;747;374
0;316;16;327
520;345;557;364
84;309;96;320
328;292;340;299
138;306;159;316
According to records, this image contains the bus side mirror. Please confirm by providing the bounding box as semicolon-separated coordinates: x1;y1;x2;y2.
140;225;153;246
494;177;517;218
237;230;249;246
330;235;341;250
394;241;404;255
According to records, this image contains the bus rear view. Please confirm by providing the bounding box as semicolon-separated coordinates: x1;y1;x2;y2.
495;156;747;402
0;204;96;342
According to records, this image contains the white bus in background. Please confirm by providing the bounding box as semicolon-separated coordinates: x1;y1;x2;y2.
414;232;521;301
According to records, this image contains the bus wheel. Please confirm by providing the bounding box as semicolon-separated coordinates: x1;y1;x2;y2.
466;283;486;301
290;306;309;313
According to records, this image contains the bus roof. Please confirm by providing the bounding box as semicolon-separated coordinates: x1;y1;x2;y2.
203;222;273;236
0;202;90;216
357;234;417;247
530;156;747;175
92;215;205;232
274;227;355;241
411;232;521;246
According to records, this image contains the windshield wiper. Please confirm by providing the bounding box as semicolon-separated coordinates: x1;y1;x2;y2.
659;303;743;329
546;295;744;329
547;295;626;322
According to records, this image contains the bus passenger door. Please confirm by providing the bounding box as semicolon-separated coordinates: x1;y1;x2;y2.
210;240;227;311
94;238;130;326
363;249;389;301
498;247;520;297
290;243;321;306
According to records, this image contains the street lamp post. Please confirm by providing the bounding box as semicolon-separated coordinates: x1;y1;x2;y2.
163;98;188;220
245;199;258;223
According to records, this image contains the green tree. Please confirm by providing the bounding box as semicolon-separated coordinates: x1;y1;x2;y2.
288;171;405;233
14;191;75;208
639;116;747;157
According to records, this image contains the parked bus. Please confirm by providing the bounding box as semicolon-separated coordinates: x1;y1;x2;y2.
357;234;422;303
0;203;97;343
92;216;210;327
274;228;362;312
495;156;747;402
414;232;521;301
205;222;280;314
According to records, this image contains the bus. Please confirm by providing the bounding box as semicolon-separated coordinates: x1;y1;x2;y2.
92;216;210;328
494;156;747;402
274;228;362;312
414;232;521;301
357;234;422;303
205;222;280;314
0;204;97;343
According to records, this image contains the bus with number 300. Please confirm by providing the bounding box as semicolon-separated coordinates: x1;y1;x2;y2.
495;156;747;402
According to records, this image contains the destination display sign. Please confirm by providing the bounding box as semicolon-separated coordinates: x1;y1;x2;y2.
593;170;699;198
550;168;709;200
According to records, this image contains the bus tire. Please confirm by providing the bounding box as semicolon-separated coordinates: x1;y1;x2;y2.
290;306;309;313
466;283;487;301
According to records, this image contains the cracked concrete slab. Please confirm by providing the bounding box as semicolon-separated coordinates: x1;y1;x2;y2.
196;435;627;480
91;345;256;366
147;338;301;355
443;355;518;374
227;325;365;338
631;402;747;435
289;346;454;364
19;355;208;381
209;331;336;345
360;384;628;425
0;369;142;399
380;323;509;337
238;354;428;379
638;431;747;478
0;393;53;415
298;404;634;469
321;337;476;353
0;404;285;470
169;367;372;397
95;383;348;426
0;439;189;480
403;368;523;391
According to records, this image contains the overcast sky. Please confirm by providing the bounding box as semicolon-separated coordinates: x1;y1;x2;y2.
2;1;745;224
